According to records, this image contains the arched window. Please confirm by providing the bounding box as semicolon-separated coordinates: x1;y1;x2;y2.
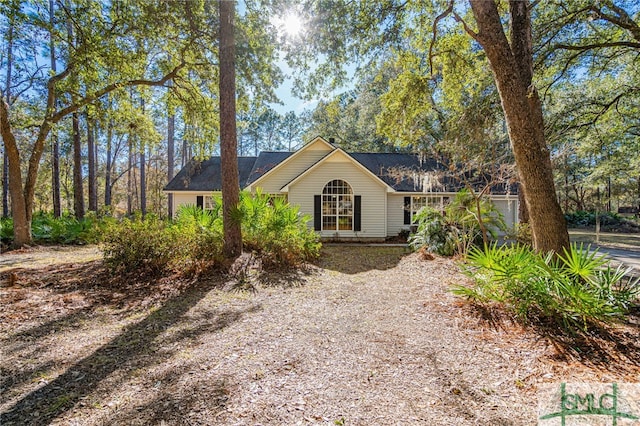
322;179;353;231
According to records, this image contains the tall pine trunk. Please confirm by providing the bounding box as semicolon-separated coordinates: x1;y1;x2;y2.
50;0;61;218
140;148;146;216
167;111;175;218
87;114;97;212
72;112;84;219
468;0;569;253
2;10;14;219
219;0;242;258
127;138;133;216
105;118;113;207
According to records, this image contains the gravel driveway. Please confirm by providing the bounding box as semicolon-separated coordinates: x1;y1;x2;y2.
2;245;637;425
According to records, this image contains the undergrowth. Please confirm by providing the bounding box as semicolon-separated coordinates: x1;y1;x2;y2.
102;191;321;275
453;243;640;332
1;212;110;246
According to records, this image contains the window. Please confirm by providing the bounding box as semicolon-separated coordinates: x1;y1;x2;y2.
406;195;450;223
322;179;353;231
197;195;218;211
204;195;217;211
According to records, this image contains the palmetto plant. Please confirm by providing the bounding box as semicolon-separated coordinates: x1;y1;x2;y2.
454;242;640;331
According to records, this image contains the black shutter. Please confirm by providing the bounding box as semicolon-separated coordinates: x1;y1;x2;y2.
196;196;204;209
404;196;411;224
354;195;361;232
314;195;321;231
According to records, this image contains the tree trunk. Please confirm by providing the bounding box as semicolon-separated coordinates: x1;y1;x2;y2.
50;0;61;218
140;148;146;216
167;110;175;218
3;11;14;219
518;188;529;223
72;112;84;219
127;138;133;215
219;0;242;258
469;0;569;253
105;118;113;207
87;115;97;212
0;99;30;246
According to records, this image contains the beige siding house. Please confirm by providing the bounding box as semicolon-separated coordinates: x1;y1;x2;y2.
164;137;519;240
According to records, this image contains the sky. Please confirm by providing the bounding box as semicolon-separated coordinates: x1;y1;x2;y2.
266;9;356;116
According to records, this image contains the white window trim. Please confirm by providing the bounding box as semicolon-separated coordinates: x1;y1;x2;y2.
410;195;449;223
322;180;354;231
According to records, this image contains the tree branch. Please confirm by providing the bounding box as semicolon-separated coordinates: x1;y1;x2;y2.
589;4;640;42
50;61;187;123
453;10;480;43
555;41;640;51
429;1;454;76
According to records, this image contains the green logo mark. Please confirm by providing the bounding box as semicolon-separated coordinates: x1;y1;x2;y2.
540;383;639;425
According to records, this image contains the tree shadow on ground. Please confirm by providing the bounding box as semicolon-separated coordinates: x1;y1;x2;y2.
0;274;259;426
314;245;409;274
467;303;640;375
0;260;207;341
540;309;640;373
105;371;232;425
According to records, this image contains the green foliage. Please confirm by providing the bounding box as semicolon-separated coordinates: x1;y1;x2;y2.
0;213;110;246
564;211;637;230
454;243;640;331
504;223;532;247
408;207;458;256
102;214;177;274
408;189;505;256
102;192;321;274
0;218;14;244
238;191;321;268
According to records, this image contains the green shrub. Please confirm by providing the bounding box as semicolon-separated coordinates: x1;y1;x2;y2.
453;242;640;331
102;193;321;274
238;191;321;268
102;214;176;274
504;222;532;246
0;217;13;244
409;189;506;256
1;212;110;246
408;207;459;256
564;210;634;229
172;205;224;269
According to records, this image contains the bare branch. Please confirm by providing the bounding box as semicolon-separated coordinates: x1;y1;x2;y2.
453;11;480;43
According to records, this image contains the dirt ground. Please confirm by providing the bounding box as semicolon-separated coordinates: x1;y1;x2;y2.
1;245;639;425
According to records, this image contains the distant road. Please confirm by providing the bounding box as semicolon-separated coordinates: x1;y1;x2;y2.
569;229;640;272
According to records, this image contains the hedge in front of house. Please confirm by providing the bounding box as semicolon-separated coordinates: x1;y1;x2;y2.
102;192;321;274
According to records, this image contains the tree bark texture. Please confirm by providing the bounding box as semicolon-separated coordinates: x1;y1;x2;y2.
140;149;146;216
105;119;113;207
0;99;30;246
87;116;97;212
72;112;84;219
3;12;14;219
469;0;569;253
219;0;242;258
167;111;175;218
50;0;61;218
127;139;133;216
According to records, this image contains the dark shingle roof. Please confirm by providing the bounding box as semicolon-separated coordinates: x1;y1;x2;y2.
165;150;516;194
246;151;294;185
164;157;258;191
350;153;450;192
